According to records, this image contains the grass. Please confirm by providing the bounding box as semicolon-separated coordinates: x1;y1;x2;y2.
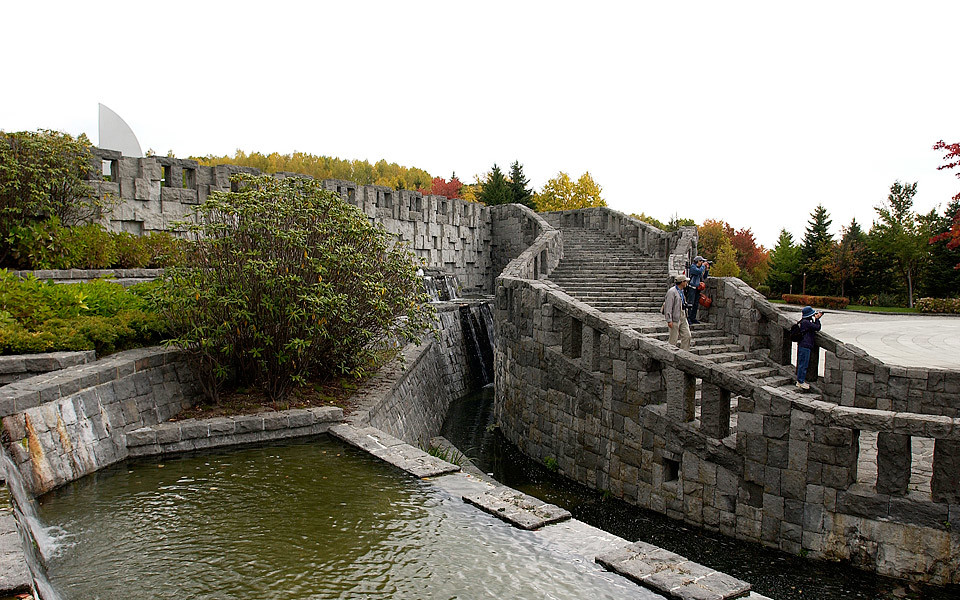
769;298;920;314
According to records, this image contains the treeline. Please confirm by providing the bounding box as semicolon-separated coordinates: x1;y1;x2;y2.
194;150;608;212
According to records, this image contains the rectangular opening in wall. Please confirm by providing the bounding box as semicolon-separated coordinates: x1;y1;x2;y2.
539;250;548;277
663;457;680;482
161;165;172;187
382;191;393;209
563;315;582;359
101;159;118;182
182;168;196;189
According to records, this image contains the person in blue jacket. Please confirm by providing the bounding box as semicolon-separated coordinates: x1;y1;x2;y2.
685;256;709;324
795;305;823;390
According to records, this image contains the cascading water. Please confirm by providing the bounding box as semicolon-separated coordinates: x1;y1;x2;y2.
458;305;492;387
0;447;65;600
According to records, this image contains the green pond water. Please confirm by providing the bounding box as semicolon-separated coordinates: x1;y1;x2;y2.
36;436;658;600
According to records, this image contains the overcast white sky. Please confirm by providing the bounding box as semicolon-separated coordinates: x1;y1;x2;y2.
4;1;959;248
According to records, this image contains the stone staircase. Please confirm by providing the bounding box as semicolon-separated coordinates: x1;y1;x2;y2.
547;226;801;397
546;227;669;312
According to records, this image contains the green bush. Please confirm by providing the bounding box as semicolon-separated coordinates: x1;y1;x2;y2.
0;271;166;355
160;174;435;402
6;219;118;269
755;284;773;299
915;297;960;314
114;232;152;268
781;294;850;310
143;232;188;268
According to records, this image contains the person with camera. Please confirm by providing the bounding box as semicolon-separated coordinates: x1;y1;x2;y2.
685;256;710;324
795;305;823;390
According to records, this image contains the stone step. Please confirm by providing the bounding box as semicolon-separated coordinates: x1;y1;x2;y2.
701;351;751;364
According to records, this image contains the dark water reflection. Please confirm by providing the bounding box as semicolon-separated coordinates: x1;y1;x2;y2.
441;386;959;600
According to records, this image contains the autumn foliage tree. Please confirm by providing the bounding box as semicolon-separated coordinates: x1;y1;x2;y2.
931;140;960;270
426;175;463;199
534;171;606;211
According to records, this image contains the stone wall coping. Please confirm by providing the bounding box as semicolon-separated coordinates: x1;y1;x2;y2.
0;346;184;418
0;350;95;376
8;268;164;281
783;392;960;439
125;406;343;457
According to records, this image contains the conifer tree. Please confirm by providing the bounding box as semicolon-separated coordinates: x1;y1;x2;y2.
476;164;514;206
765;229;801;295
801;204;834;294
871;181;929;307
711;236;741;278
508;161;535;208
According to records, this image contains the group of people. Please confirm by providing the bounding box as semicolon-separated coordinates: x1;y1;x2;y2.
662;255;709;350
661;255;822;390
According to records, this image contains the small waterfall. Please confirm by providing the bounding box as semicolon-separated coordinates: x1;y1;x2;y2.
458;305;492;387
1;447;65;600
422;276;441;302
478;303;496;347
441;275;460;301
421;269;460;302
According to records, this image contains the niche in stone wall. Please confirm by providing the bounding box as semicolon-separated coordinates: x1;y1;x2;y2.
101;159;119;182
182;167;197;189
161;165;172;187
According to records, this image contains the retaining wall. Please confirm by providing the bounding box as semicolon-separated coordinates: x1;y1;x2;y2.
494;213;960;584
0;347;197;495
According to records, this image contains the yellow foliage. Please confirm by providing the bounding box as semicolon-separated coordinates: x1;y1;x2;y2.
535;171;606;211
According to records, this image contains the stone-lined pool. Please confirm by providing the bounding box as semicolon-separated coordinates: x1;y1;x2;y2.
37;436;659;600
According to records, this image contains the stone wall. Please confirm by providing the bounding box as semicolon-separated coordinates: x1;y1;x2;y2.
0;351;94;385
89;149;494;294
0;347;197;495
348;302;494;446
495;222;960;584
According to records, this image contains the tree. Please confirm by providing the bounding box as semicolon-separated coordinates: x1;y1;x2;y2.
801;204;834;295
666;215;696;231
508;161;535;208
534;171;606;211
161;174;434;402
475;164;514;206
729;227;769;287
820;224;862;298
696;219;733;261
931;140;960;271
871;181;929;307
765;229;801;296
631;212;667;230
427;176;463;199
928;200;960;276
711;236;740;278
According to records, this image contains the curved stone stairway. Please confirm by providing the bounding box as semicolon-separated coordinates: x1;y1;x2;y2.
546;227;802;399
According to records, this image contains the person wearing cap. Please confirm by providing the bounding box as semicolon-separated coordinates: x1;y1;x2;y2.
662;274;691;350
685;255;709;324
795;305;823;390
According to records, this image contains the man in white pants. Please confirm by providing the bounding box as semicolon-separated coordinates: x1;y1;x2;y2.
662;274;692;350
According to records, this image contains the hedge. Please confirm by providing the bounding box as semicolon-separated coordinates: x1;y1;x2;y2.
781;294;850;310
915;298;960;314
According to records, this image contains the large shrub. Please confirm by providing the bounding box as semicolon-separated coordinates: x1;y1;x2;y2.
0;129;109;265
915;297;960;314
161;174;434;402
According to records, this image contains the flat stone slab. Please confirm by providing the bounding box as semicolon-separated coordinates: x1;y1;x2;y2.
0;509;31;596
462;485;572;530
328;424;460;478
596;541;751;600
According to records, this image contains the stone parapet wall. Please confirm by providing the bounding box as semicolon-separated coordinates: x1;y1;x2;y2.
489;204;562;285
706;277;960;416
125;406;342;457
8;268;163;287
0;351;95;385
495;239;960;583
0;347;198;495
89;149;494;294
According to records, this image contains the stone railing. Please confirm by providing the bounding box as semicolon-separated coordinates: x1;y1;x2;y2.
495;255;960;583
8;268;163;286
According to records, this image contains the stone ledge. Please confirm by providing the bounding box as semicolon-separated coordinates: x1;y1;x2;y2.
462;486;571;530
0;350;96;385
596;540;752;600
0;510;30;596
328;423;460;478
125;407;343;456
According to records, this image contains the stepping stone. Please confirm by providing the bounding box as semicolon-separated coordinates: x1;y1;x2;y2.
462;485;571;530
596;541;751;600
328;424;460;478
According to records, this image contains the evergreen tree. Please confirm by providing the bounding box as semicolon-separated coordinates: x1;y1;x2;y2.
508;161;535;208
476;164;513;206
841;218;873;299
801;204;834;294
765;229;801;296
711;236;741;278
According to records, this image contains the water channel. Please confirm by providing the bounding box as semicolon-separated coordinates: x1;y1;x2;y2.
440;386;960;600
35;435;658;600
